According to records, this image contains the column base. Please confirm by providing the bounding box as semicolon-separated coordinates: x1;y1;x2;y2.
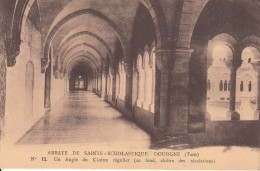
149;104;155;113
136;100;143;108
104;95;108;101
254;110;260;120
142;102;150;111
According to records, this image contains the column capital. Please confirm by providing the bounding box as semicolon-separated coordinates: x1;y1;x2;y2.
102;62;109;72
155;49;174;72
54;68;63;79
175;48;194;56
174;48;194;73
41;58;50;73
109;67;116;76
123;62;132;77
5;38;21;67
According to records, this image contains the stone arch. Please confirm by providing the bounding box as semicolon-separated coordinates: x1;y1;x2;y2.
59;47;102;74
176;0;209;48
208;33;238;65
139;0;168;48
66;56;97;74
5;0;36;67
67;58;94;78
63;50;101;72
57;31;113;60
43;9;128;66
61;43;104;63
240;35;260;55
69;63;91;91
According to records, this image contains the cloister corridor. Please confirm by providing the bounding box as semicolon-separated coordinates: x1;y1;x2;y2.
17;91;151;148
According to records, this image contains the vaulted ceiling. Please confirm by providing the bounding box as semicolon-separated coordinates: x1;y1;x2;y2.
36;0;145;77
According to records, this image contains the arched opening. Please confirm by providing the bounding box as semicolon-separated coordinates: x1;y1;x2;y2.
129;3;160;129
69;65;89;91
188;0;260;131
131;3;156;104
44;49;52;108
207;44;233;120
236;46;260;120
187;0;259;131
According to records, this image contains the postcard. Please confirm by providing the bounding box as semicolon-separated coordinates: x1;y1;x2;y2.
0;0;259;170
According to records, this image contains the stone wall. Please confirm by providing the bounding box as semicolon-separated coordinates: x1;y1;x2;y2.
4;18;45;143
0;3;6;140
0;47;6;140
51;77;66;107
189;121;260;147
133;106;165;141
106;95;166;142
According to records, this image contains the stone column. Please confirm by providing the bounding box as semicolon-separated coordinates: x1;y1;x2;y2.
252;62;260;120
96;70;99;94
168;48;194;134
101;69;107;99
155;49;173;130
205;57;214;121
44;58;51;108
227;64;240;120
150;53;156;113
105;70;108;100
99;70;102;97
95;71;97;92
92;71;95;92
111;67;117;101
136;68;144;107
124;62;133;108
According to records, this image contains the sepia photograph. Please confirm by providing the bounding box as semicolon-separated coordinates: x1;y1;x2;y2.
0;0;259;170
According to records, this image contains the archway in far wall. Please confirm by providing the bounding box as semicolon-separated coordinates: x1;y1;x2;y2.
69;65;90;91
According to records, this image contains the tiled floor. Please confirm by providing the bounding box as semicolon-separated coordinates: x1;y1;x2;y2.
18;91;151;148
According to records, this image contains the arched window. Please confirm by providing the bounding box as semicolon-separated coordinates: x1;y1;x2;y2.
219;80;223;91
206;37;234;120
207;80;211;91
248;81;252;92
240;81;244;92
224;80;228;91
